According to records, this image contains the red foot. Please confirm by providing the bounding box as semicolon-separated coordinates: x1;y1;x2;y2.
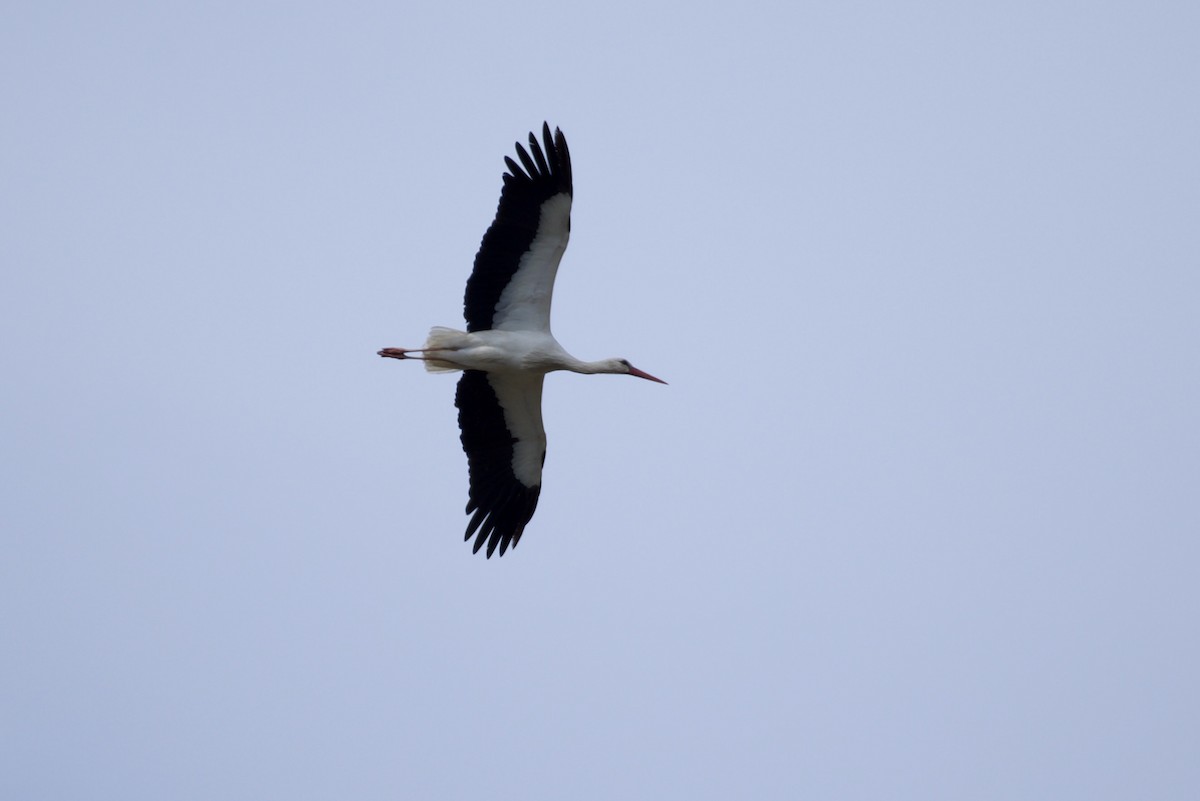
378;348;410;360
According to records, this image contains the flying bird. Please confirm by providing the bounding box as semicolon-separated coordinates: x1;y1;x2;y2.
379;123;665;557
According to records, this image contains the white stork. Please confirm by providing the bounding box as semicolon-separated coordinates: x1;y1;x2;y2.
379;123;665;558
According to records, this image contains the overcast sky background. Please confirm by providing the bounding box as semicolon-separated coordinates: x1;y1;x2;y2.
3;2;1198;799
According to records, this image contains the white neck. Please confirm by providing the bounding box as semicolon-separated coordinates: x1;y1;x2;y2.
564;356;624;375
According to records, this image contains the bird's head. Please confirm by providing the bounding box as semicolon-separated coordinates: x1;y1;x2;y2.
609;358;667;384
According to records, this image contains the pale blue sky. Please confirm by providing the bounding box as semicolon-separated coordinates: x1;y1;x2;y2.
3;2;1198;799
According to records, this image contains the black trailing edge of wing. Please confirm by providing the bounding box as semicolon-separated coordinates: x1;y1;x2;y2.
455;370;542;557
463;123;572;332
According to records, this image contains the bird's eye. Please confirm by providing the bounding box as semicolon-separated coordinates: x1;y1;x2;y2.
620;359;630;367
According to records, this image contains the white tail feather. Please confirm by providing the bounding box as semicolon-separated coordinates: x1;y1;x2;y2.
423;326;470;373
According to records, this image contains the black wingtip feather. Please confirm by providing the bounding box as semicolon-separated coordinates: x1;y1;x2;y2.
528;132;550;177
516;141;539;178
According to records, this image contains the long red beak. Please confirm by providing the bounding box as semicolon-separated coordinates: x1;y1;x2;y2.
628;366;668;385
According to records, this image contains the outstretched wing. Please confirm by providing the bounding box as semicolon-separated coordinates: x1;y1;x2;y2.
455;370;547;557
464;123;573;334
